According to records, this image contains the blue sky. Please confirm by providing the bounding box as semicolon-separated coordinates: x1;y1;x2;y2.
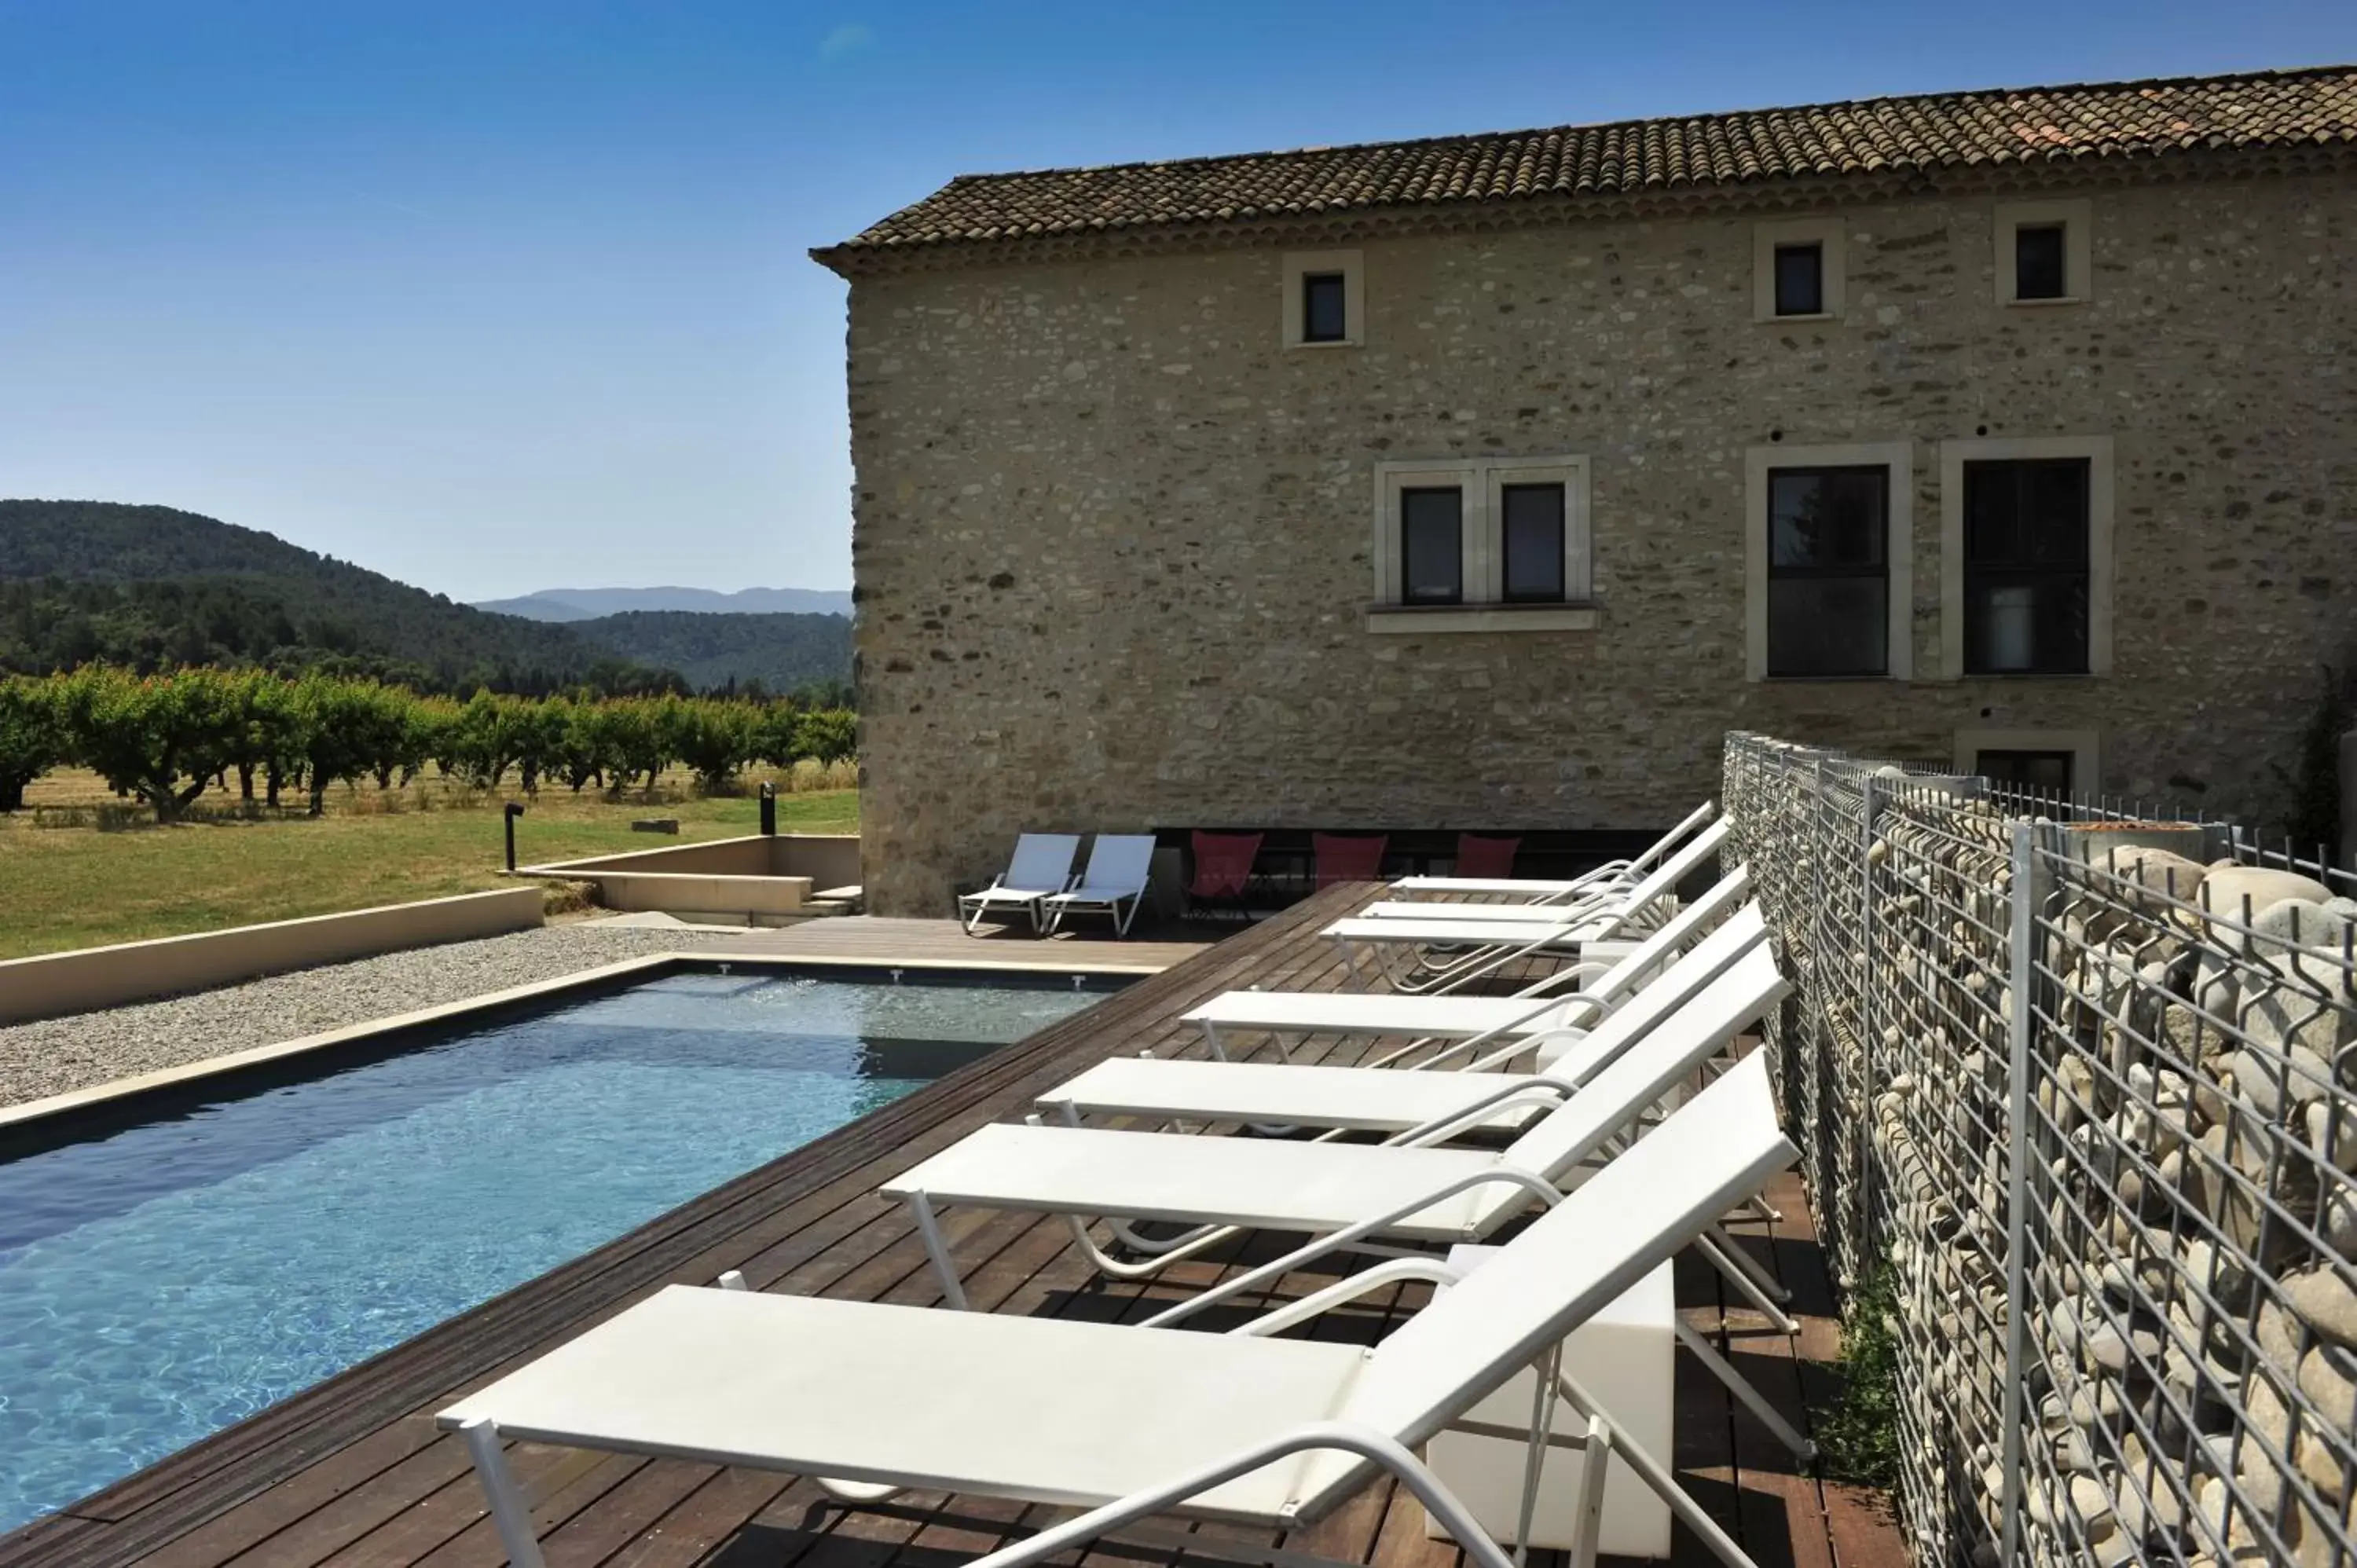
2;2;2351;601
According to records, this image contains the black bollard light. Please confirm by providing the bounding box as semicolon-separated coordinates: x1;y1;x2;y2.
504;801;525;871
759;780;776;837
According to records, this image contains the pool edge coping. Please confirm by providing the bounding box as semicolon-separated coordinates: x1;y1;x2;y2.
0;945;1171;1134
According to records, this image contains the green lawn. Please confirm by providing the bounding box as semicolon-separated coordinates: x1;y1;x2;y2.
0;777;859;959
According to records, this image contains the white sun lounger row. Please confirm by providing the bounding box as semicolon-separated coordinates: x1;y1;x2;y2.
958;832;1157;936
1387;800;1717;903
443;1053;1798;1568
1180;864;1751;1068
1326;818;1733;993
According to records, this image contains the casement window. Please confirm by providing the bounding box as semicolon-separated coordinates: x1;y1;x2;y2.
1301;272;1348;343
1765;467;1890;676
1743;441;1913;680
1939;436;2113;678
1959;458;2091;674
1370;457;1593;632
1282;249;1363;348
1753;218;1845;321
1955;728;2100;795
1993;199;2092;306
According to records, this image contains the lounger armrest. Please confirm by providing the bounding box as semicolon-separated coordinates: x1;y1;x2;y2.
1385;1083;1573;1148
1135;1165;1565;1330
959;1420;1517;1568
1228;1257;1468;1339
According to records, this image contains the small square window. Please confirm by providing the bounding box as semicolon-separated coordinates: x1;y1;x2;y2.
1772;243;1824;317
2013;224;2068;301
1400;487;1464;604
1302;273;1347;343
1500;483;1566;603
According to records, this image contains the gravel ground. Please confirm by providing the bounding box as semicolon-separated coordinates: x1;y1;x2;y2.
0;924;698;1108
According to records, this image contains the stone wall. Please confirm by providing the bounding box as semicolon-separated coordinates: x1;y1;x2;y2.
841;174;2357;914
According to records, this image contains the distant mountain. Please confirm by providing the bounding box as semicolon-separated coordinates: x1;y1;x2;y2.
478;585;853;620
0;500;855;697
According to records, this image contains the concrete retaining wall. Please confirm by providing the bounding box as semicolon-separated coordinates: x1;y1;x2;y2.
0;888;547;1025
522;834;860;921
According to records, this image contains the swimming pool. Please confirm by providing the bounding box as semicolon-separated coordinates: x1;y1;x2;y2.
0;967;1113;1532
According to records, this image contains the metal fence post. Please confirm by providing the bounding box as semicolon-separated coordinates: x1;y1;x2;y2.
1999;819;2037;1565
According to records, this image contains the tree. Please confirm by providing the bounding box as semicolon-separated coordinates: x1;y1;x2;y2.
57;665;245;821
0;675;62;811
673;699;757;793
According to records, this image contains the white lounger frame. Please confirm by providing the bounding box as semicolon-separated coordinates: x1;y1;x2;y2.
1389;800;1717;904
1330;819;1733;994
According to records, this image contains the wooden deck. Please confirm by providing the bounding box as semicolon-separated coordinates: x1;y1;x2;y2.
698;914;1216;972
0;885;1900;1568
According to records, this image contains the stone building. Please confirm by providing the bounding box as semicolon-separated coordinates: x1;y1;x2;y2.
814;66;2357;916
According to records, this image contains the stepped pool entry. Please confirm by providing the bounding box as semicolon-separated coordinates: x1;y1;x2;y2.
0;967;1118;1532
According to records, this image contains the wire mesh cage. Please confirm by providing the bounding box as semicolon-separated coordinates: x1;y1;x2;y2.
1723;732;2357;1567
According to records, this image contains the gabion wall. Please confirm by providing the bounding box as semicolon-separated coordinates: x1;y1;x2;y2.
1725;734;2357;1567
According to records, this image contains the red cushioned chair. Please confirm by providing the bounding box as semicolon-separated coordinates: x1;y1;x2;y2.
1313;832;1389;889
1452;833;1521;879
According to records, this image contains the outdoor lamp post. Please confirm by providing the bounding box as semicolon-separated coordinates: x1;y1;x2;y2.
504;801;525;872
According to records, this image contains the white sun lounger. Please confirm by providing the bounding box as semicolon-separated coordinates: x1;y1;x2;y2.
1043;833;1157;937
1039;913;1770;1140
440;1054;1798;1568
957;833;1081;934
1390;801;1717;903
1184;869;1754;1066
1326;820;1732;993
883;947;1790;1337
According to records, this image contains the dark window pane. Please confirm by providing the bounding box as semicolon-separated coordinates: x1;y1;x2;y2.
1767;577;1888;676
1773;242;1824;316
1978;749;2074;794
1765;465;1889;677
1769;468;1886;569
1400;487;1462;604
1962;459;2091;673
2014;224;2068;300
1303;273;1347;342
1501;483;1566;602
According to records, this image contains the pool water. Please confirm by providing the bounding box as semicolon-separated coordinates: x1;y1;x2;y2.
0;969;1107;1532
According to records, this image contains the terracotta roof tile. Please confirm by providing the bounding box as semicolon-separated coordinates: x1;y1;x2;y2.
822;65;2357;263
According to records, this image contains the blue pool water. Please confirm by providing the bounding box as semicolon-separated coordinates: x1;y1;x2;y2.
0;969;1107;1531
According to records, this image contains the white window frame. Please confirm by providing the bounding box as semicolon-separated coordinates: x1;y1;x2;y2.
1753;217;1846;322
1283;249;1364;350
1993;198;2092;307
1743;441;1915;681
1369;456;1594;633
1938;434;2113;679
1955;727;2101;793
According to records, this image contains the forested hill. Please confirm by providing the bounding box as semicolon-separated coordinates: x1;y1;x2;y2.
568;610;850;698
0;500;853;696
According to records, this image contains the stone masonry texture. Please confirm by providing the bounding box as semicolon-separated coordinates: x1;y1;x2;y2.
841;174;2356;914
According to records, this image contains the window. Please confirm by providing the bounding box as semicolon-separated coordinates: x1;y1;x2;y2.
1282;249;1363;348
1501;483;1566;602
1744;441;1913;680
1939;435;2112;678
1772;243;1824;317
1960;458;2091;675
1993;198;2091;306
1400;487;1464;604
1955;728;2100;794
1976;749;2076;794
1752;217;1844;321
1301;273;1347;343
2013;225;2067;301
1765;467;1890;676
1370;457;1593;632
